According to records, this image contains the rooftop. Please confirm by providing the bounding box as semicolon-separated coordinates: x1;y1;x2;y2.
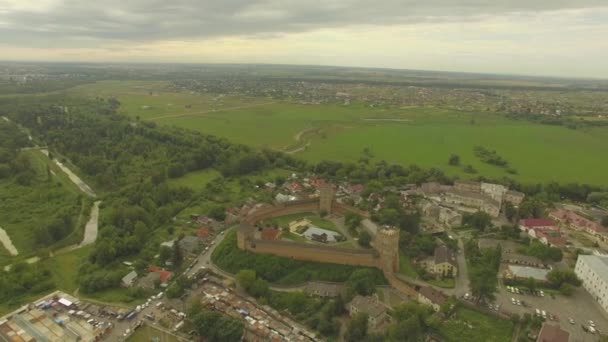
520;218;556;228
419;286;448;306
434;245;457;268
578;254;608;286
506;265;549;281
348;295;386;318
536;323;569;342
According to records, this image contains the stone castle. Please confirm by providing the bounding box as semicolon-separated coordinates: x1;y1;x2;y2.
236;184;415;296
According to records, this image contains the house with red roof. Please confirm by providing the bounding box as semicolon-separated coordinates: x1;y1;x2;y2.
550;209;606;237
261;228;281;241
196;228;210;239
139;266;173;289
519;218;566;247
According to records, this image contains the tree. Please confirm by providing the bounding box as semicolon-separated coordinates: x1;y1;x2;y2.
448;154;460;166
602;216;608;228
547;269;581;289
463;211;492;231
236;270;257;291
346;269;377;297
345;312;368;342
358;231;371;247
470;266;498;304
504;202;517;222
208;205;226;221
525;277;537;292
172;239;183;267
559;283;575;296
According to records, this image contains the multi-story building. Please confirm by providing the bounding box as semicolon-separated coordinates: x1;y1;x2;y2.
443;190;501;217
433;245;458;277
454;180;481;193
504;190;525;206
347;295;389;329
481;182;507;202
575;255;608;314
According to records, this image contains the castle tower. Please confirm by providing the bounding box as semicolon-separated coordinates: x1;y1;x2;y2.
237;223;253;250
374;227;400;273
319;183;334;214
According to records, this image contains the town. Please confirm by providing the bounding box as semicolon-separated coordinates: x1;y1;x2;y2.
3;170;608;342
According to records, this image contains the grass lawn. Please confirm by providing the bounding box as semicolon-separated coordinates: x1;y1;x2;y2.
45;245;93;294
428;277;456;288
282;231;308;243
128;325;181;342
439;307;514;342
270;212;339;233
167;169;221;191
398;252;419;278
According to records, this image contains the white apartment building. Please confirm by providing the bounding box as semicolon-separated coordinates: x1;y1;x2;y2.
575;255;608;314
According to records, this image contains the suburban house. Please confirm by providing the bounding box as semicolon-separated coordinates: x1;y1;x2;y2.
347;295;389;329
121;271;138;288
575;254;608;315
196;228;211;240
433;245;458;277
417;286;448;312
304;283;346;298
519;218;566;247
536;323;570;342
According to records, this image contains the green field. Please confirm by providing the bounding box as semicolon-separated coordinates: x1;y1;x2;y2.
439;307;514;342
128;325;181;342
0;149;84;265
69;81;608;185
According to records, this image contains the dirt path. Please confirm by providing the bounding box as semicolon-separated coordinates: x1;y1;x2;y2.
79;201;101;247
41;149;97;198
149;101;275;120
0;227;18;256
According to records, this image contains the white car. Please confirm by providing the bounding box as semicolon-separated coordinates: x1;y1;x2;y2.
589;320;596;327
542;310;547;319
511;298;516;304
569;318;575;324
516;300;521;306
539;290;545;297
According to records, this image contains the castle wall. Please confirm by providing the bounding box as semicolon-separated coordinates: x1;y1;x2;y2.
245;239;379;268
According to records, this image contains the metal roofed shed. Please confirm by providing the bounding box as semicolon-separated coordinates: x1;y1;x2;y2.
505;265;549;281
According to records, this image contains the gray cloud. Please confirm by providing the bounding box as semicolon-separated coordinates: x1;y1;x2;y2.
0;0;606;47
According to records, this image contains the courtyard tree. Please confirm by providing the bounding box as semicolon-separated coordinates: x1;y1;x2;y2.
345;312;368;342
358;231;371;247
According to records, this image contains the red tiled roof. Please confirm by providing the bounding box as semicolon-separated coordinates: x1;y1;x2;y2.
537;324;569;342
520;218;556;228
147;266;173;283
551;209;605;233
291;183;302;191
535;230;567;246
261;228;281;241
196;228;210;238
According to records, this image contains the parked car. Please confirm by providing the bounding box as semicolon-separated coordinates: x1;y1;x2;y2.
569;318;575;324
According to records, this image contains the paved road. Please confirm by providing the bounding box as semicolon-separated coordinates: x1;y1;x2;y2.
79;201;101;247
453;238;470;297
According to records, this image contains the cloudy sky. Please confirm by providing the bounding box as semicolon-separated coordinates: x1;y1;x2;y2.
1;0;607;78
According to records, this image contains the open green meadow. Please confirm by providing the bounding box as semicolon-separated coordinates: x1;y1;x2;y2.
69;81;608;185
439;307;514;342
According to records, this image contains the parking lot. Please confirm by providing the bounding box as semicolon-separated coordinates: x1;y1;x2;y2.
494;284;608;341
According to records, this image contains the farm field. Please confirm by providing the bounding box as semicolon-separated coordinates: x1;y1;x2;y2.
70;81;608;185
